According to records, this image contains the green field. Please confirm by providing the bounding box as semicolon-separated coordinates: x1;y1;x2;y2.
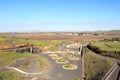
0;37;70;51
88;41;120;59
91;42;120;51
84;47;114;80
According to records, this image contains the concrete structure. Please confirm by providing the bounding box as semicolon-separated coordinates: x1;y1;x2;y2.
0;46;33;53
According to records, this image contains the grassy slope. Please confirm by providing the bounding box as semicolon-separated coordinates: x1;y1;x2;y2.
0;52;49;70
0;70;25;80
0;52;49;80
84;48;114;80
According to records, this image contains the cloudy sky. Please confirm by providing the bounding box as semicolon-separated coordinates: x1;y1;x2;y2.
0;0;120;32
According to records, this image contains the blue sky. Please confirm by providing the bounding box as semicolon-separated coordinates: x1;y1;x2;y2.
0;0;120;32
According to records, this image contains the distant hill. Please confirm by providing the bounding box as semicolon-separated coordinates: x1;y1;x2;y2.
94;30;120;33
109;30;120;32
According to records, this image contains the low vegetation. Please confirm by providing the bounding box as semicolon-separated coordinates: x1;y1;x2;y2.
72;77;80;80
0;35;118;80
0;52;49;80
0;52;49;71
73;51;80;55
0;70;25;80
69;56;80;60
87;41;120;59
63;64;78;70
104;37;120;41
56;58;68;64
0;38;67;51
47;45;60;51
0;37;6;42
84;47;114;80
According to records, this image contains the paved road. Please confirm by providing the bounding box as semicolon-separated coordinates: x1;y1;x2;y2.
39;46;83;80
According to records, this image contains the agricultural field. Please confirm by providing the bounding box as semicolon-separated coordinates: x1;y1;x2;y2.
88;41;120;59
0;36;65;51
90;42;120;51
3;33;120;40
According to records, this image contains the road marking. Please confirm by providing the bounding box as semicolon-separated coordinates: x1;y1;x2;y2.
6;67;42;75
